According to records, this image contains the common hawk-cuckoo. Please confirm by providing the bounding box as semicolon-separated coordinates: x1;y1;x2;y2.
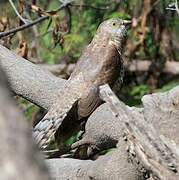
33;18;129;148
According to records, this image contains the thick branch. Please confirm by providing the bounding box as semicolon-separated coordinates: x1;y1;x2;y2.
99;84;179;179
46;141;144;180
0;66;50;180
69;84;179;180
0;44;66;110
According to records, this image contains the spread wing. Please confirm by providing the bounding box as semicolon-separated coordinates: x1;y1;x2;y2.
33;73;85;149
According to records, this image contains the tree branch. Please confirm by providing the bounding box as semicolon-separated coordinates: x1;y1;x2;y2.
8;0;30;24
0;65;50;180
46;141;144;180
0;16;48;38
99;84;179;179
62;84;179;180
0;1;71;38
0;44;66;110
1;44;179;179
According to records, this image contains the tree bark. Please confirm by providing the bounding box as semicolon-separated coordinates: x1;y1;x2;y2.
46;140;144;180
0;44;66;110
0;66;50;180
99;84;179;179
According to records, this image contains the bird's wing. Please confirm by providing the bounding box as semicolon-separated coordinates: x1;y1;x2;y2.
33;73;85;149
77;85;102;118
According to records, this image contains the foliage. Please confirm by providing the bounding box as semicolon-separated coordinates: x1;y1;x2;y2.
157;80;179;92
130;84;150;104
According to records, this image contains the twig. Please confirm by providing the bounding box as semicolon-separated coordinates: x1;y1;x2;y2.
176;0;179;14
0;2;69;38
8;0;30;24
99;84;179;179
0;16;48;38
0;0;108;39
166;0;179;15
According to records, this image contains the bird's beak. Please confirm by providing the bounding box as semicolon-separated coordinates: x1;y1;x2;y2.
123;20;131;29
123;20;132;25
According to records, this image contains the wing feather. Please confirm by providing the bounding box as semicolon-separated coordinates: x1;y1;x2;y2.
33;73;85;148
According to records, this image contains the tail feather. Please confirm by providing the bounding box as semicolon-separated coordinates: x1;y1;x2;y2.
33;73;86;149
33;114;66;148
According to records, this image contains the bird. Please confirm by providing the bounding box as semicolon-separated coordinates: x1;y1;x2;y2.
33;18;129;149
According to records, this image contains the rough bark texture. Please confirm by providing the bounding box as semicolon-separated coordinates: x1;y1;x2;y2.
0;44;66;110
142;86;179;144
99;84;179;179
46;141;144;180
0;66;50;180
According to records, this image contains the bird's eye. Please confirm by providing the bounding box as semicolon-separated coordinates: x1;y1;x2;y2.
112;22;116;26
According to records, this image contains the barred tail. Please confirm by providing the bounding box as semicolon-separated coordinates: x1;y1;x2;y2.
33;113;67;149
33;73;85;149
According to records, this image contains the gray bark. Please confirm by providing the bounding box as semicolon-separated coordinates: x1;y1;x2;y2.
99;84;179;179
46;140;144;180
0;44;66;110
0;66;50;180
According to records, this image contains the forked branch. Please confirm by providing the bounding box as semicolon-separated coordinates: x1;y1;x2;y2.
99;84;179;180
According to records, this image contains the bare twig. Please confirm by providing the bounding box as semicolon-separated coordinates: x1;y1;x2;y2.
0;16;48;38
0;2;70;38
8;0;31;24
0;0;109;39
166;0;179;15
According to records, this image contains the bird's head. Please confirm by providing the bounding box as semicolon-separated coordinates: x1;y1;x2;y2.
96;18;131;52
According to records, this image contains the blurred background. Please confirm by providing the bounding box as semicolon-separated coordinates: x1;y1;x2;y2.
0;0;178;124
